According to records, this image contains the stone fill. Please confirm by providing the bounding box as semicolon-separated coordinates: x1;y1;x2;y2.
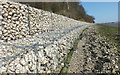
0;0;92;73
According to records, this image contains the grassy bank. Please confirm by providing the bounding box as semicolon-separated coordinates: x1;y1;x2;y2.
97;24;120;51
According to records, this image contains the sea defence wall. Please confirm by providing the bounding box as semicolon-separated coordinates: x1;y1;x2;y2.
0;0;92;73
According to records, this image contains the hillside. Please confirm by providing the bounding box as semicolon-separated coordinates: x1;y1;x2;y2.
20;2;95;23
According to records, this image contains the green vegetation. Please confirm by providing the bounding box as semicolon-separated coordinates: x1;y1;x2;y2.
97;24;120;51
60;38;79;74
21;2;95;23
59;28;89;74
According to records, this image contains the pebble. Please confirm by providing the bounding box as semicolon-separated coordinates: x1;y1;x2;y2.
0;66;7;73
20;58;27;66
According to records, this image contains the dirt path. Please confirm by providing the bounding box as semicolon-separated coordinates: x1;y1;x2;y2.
68;40;85;73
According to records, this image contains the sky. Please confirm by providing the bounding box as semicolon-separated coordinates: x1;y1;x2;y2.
81;2;118;23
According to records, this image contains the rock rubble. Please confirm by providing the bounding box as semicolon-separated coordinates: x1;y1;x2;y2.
68;26;119;74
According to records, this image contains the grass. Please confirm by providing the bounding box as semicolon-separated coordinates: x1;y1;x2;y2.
60;39;79;74
59;28;89;74
97;24;120;51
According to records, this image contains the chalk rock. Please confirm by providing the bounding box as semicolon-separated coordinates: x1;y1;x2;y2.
0;15;3;20
20;58;27;66
0;31;2;35
0;66;7;73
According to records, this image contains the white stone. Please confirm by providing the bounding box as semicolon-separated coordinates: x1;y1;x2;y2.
61;63;64;66
8;65;16;72
16;64;23;70
14;57;20;65
2;21;7;25
21;67;27;73
47;70;51;73
16;21;19;24
0;15;3;20
0;31;2;35
115;65;119;69
0;66;7;73
0;5;3;9
30;64;36;71
9;12;13;15
3;13;8;17
112;60;116;64
1;10;5;14
28;61;33;68
3;4;8;8
8;16;11;19
20;58;27;66
15;69;20;73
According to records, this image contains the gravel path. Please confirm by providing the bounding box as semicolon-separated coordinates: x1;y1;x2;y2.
68;40;85;73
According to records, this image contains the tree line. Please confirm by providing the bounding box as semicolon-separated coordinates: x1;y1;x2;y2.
21;2;95;23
